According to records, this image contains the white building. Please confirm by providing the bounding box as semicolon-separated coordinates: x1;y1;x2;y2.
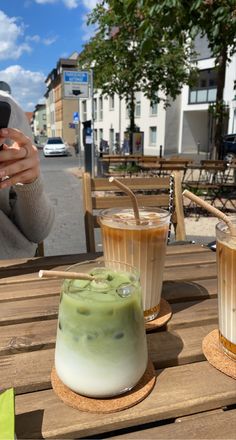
78;91;166;156
78;36;236;157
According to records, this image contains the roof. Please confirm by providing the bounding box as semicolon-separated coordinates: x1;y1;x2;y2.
25;112;33;123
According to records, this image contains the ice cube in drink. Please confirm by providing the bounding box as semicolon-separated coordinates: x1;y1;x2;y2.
99;208;170;321
55;263;148;397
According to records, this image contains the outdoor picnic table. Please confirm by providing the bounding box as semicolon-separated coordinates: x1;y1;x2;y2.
1;244;236;439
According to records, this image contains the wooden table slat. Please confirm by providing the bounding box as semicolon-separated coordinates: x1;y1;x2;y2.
0;294;218;329
14;361;236;439
105;409;236;440
0;318;216;367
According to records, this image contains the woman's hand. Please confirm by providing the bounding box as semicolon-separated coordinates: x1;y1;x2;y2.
0;128;40;188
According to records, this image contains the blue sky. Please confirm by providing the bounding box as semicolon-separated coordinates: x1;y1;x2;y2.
0;0;98;110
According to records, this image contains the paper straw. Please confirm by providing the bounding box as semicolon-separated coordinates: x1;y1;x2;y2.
39;270;95;280
109;177;140;224
183;189;236;236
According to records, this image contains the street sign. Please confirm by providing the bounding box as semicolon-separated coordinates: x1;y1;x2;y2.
73;112;79;124
64;71;89;83
63;70;90;99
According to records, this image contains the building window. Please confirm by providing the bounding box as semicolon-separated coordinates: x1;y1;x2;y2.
109;128;115;150
93;98;97;121
94;129;98;146
99;128;103;142
135;100;141;117
99;96;103;120
189;68;217;104
149;127;157;146
81;100;87;121
109;94;115;110
150;101;158;116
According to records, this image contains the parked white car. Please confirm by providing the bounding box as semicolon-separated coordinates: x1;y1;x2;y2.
43;137;68;157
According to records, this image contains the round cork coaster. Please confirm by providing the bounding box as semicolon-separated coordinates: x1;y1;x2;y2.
145;298;172;332
51;358;156;413
202;329;236;379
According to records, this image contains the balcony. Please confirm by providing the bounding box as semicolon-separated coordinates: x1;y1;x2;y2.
189;87;217;104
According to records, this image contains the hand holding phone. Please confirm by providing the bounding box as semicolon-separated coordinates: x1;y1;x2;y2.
0;101;11;150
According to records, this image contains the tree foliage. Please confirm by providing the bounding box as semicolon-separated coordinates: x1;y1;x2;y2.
79;0;197;137
124;0;236;157
80;0;236;156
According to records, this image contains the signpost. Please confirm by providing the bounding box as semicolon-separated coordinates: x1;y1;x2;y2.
73;112;79;124
63;69;95;177
63;70;89;99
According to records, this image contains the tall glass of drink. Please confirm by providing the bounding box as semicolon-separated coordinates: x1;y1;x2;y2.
99;207;170;322
216;219;236;360
55;260;148;398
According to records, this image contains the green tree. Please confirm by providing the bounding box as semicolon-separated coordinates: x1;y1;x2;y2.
125;0;236;158
79;1;197;153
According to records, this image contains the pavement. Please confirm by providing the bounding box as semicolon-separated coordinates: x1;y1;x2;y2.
42;162;219;257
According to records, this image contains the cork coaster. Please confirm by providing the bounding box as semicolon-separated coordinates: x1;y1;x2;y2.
145;298;172;332
51;358;156;413
202;329;236;379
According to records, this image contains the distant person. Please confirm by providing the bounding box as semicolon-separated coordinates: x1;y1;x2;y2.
0;82;54;258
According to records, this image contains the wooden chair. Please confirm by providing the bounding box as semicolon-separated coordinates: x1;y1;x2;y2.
35;241;44;257
82;171;186;253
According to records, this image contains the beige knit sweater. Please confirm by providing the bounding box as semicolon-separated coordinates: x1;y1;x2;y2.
0;92;55;258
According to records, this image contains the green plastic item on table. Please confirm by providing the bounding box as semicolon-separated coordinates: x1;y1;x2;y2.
0;388;15;440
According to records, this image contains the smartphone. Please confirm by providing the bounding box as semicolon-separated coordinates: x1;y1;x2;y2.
0;101;11;150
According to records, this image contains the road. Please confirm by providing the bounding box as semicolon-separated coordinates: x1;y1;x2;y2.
39;148;88;256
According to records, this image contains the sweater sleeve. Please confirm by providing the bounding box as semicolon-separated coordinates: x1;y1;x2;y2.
11;174;55;243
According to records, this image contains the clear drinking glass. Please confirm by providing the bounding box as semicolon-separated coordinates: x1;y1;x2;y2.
216;219;236;360
99;207;170;321
55;260;148;398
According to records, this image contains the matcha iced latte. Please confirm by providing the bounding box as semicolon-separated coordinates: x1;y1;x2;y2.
55;262;148;398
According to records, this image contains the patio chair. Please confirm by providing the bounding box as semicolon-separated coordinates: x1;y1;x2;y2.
82;171;187;253
35;241;44;257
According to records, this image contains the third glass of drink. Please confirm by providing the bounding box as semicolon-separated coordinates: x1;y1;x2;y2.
216;219;236;360
99;207;170;322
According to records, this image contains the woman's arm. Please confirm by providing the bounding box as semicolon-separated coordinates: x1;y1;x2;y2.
0;127;55;243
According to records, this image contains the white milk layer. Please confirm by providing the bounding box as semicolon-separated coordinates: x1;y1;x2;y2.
55;336;147;397
217;238;236;345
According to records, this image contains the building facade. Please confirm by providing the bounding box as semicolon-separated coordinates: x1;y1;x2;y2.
32;103;47;144
44;52;79;146
42;41;236;157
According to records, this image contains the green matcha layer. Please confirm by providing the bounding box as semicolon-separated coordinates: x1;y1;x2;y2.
57;267;144;358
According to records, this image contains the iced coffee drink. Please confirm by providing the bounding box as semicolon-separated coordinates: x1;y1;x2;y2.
216;221;236;360
99;208;170;321
55;261;148;398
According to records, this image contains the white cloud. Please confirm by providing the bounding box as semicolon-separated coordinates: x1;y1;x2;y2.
81;14;96;41
43;36;58;45
0;65;46;111
81;0;98;10
35;0;80;7
34;0;100;10
0;11;31;60
26;33;58;45
35;0;57;4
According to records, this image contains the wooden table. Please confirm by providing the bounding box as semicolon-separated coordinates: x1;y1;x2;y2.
1;245;236;439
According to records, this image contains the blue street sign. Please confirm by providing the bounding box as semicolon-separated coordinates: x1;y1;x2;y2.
64;71;89;84
73;112;79;123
